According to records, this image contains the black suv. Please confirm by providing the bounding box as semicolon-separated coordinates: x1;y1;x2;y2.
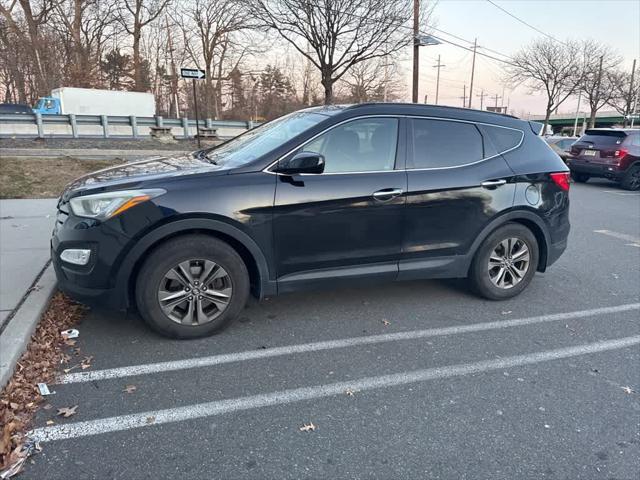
567;129;640;190
52;104;570;338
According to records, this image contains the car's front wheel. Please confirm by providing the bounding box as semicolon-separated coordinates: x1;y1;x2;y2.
469;223;539;300
135;235;249;338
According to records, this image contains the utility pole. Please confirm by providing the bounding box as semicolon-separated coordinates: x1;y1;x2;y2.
460;84;467;108
412;0;419;103
573;91;582;137
433;55;445;105
492;93;502;110
591;55;604;128
468;38;477;108
625;58;636;127
476;89;488;110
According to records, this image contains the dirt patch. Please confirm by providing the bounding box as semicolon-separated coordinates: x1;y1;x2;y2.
0;157;123;199
0;293;87;476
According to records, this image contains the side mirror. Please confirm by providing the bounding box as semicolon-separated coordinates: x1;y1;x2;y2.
276;151;325;175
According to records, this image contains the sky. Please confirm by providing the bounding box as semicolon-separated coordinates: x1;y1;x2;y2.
408;0;640;117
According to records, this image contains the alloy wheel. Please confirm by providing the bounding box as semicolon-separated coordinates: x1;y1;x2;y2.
487;238;530;289
158;259;232;325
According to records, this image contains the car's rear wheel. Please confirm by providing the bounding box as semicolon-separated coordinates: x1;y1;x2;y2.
469;223;539;300
620;165;640;191
135;235;249;338
571;172;590;183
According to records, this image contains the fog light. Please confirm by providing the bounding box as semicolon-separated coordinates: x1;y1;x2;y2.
60;248;91;265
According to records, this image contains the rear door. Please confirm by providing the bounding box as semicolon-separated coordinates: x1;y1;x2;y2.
400;118;519;279
272;116;407;291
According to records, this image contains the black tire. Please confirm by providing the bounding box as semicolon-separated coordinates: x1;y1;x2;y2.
571;172;590;183
135;235;249;339
620;165;640;191
469;223;539;300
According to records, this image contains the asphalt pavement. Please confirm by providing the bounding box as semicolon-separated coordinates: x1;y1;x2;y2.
28;180;640;480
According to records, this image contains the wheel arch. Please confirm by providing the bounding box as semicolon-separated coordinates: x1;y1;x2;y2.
466;209;551;274
116;218;275;309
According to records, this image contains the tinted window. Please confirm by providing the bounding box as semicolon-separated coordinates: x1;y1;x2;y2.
578;131;626;146
303;118;398;173
410;119;483;168
480;124;523;154
558;139;575;149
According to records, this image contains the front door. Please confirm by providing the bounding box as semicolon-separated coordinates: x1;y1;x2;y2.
272;116;407;291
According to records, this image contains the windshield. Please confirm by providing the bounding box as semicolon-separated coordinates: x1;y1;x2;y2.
205;111;328;167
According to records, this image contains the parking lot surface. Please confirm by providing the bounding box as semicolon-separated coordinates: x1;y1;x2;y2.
29;180;640;479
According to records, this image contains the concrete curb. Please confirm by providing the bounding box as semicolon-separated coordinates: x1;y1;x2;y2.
0;264;57;390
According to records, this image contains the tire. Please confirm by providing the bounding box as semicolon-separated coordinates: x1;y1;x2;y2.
469;223;539;300
570;172;590;183
620;165;640;191
135;235;249;339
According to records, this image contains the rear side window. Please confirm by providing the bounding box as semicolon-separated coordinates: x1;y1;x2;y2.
410;119;484;168
479;124;524;154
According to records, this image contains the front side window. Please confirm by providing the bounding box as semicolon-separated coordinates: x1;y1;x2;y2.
302;118;399;173
410;119;484;169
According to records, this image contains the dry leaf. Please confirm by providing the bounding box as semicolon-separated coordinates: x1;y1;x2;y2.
43;404;52;411
146;416;156;424
80;363;91;370
621;386;634;394
64;339;77;347
57;405;78;418
381;319;390;326
45;420;55;426
123;385;137;394
345;388;355;396
299;422;316;432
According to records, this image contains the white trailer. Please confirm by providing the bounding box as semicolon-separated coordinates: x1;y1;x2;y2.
48;87;156;116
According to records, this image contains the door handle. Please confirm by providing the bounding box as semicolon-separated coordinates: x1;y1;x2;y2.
373;188;404;201
481;179;507;188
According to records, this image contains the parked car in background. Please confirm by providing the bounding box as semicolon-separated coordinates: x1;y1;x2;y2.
567;129;640;190
0;103;33;114
545;136;578;161
52;104;570;338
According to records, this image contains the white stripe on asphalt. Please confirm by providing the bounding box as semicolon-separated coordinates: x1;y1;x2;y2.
32;335;640;443
60;303;640;384
594;229;640;246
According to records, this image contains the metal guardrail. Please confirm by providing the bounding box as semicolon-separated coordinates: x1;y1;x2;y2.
0;113;258;139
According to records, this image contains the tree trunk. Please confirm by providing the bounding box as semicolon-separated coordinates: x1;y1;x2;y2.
132;27;142;91
589;108;597;128
543;108;552;136
321;72;333;105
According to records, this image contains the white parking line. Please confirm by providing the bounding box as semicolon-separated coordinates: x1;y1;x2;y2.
602;190;640;197
32;335;640;443
60;303;640;384
594;229;640;247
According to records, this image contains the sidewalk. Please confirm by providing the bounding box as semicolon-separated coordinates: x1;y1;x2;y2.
0;198;57;326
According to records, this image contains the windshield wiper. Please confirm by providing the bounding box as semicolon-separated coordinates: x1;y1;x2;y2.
195;149;218;165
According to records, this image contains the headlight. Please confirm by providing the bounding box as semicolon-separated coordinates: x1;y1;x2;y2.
69;189;165;220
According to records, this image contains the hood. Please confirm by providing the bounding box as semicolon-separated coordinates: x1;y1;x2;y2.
64;152;223;195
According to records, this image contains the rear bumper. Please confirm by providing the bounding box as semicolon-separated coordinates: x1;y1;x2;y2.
567;160;625;179
546;237;568;268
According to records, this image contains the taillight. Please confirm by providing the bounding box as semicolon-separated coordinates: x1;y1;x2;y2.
614;149;628;158
550;172;570;191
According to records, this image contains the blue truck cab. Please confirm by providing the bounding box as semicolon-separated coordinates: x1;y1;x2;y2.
33;97;61;115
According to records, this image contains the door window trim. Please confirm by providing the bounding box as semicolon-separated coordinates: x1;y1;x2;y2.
263;114;524;175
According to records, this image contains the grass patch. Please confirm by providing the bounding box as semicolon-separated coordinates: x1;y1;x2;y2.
0;157;123;199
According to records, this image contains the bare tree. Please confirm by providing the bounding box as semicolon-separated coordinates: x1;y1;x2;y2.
506;37;585;131
117;0;171;91
578;41;621;127
609;64;639;127
341;57;404;103
250;0;413;104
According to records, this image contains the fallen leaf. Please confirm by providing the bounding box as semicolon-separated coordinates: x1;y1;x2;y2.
64;339;77;347
345;388;355;396
46;420;55;426
299;422;316;432
57;405;78;418
43;404;53;410
381;319;390;326
621;386;634;394
123;385;137;394
80;363;91;370
146;416;156;424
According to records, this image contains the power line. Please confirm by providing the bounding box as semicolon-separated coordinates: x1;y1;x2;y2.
485;0;567;46
430;26;514;61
